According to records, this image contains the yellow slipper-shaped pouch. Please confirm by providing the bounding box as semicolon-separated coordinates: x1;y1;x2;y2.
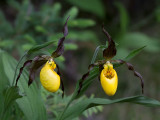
40;59;60;92
100;62;118;96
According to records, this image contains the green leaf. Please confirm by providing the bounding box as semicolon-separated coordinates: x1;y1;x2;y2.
57;67;99;120
0;86;22;120
114;2;129;34
3;86;22;112
68;19;96;28
2;52;47;120
67;0;105;18
61;96;160;120
27;41;55;54
125;46;146;61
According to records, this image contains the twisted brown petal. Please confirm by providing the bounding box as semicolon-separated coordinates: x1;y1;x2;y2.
112;59;144;94
15;60;33;86
52;16;70;58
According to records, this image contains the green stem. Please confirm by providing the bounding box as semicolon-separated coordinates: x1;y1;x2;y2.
57;97;73;120
12;52;27;86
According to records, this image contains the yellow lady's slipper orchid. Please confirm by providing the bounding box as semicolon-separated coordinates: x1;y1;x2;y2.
100;62;118;96
40;59;60;92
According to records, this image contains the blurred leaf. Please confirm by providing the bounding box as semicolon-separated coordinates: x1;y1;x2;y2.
114;47;129;60
0;40;14;49
15;0;31;32
27;41;55;54
52;3;61;17
125;46;146;61
123;32;160;52
68;19;95;28
7;0;21;10
67;0;105;18
35;25;47;34
114;2;129;34
64;43;78;50
22;44;34;51
64;7;79;21
48;33;63;42
56;56;65;62
62;96;160;120
23;34;36;44
68;30;99;44
0;12;13;37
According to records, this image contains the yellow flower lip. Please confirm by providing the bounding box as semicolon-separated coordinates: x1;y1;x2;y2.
104;68;115;79
47;58;56;70
40;60;60;92
100;62;118;96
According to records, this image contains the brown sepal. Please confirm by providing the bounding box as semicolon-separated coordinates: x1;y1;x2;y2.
102;24;117;60
52;16;70;58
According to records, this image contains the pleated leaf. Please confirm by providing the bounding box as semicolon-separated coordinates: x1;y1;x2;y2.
2;52;47;120
61;96;160;120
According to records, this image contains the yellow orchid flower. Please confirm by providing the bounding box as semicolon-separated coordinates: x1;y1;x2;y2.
78;25;144;96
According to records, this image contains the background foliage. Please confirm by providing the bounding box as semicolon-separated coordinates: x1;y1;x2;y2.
0;0;160;120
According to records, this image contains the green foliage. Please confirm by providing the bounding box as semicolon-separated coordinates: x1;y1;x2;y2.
67;0;105;18
123;33;160;52
68;19;96;28
0;86;22;120
114;2;129;34
27;41;56;54
124;46;146;61
61;96;160;120
0;51;47;120
0;0;98;55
